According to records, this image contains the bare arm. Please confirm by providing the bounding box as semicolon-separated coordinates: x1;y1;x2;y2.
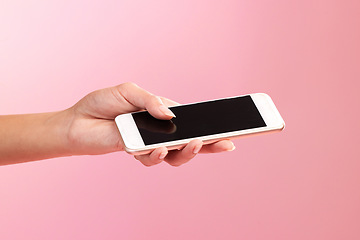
0;111;74;164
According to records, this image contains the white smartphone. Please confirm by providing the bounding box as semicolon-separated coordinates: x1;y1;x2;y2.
115;93;285;155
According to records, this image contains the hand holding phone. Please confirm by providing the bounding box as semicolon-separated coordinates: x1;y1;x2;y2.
116;93;285;155
65;82;239;166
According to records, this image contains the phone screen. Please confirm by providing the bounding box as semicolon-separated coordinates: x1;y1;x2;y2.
132;95;266;145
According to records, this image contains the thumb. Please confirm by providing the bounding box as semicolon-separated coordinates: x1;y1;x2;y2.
116;82;176;120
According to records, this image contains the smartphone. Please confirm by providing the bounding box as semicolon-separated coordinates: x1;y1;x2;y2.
115;93;285;155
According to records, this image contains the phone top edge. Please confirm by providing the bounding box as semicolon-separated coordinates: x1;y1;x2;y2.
166;93;257;109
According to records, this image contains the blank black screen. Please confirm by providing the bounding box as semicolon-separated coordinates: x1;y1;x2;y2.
132;95;266;145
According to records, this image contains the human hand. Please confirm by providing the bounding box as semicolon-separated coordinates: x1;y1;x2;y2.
67;82;235;166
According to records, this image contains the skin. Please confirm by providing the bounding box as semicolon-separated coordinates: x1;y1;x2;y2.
0;82;235;166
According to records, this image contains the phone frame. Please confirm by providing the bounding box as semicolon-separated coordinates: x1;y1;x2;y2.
115;93;285;155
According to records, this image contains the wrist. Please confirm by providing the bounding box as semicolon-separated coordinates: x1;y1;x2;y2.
59;107;79;156
35;109;76;159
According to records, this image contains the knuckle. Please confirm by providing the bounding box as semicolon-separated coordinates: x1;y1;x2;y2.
145;95;161;108
152;95;163;104
118;82;136;91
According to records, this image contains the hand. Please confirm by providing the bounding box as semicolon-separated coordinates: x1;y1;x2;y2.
67;82;235;167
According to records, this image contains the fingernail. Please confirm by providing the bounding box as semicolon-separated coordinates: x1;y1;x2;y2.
159;105;176;118
193;144;202;154
159;151;167;160
228;144;236;151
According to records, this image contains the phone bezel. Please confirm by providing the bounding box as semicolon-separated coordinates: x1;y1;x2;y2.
115;93;285;154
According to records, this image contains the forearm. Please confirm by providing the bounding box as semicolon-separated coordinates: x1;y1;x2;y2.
0;110;73;165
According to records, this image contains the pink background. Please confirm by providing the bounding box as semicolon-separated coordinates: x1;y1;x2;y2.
1;0;360;239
